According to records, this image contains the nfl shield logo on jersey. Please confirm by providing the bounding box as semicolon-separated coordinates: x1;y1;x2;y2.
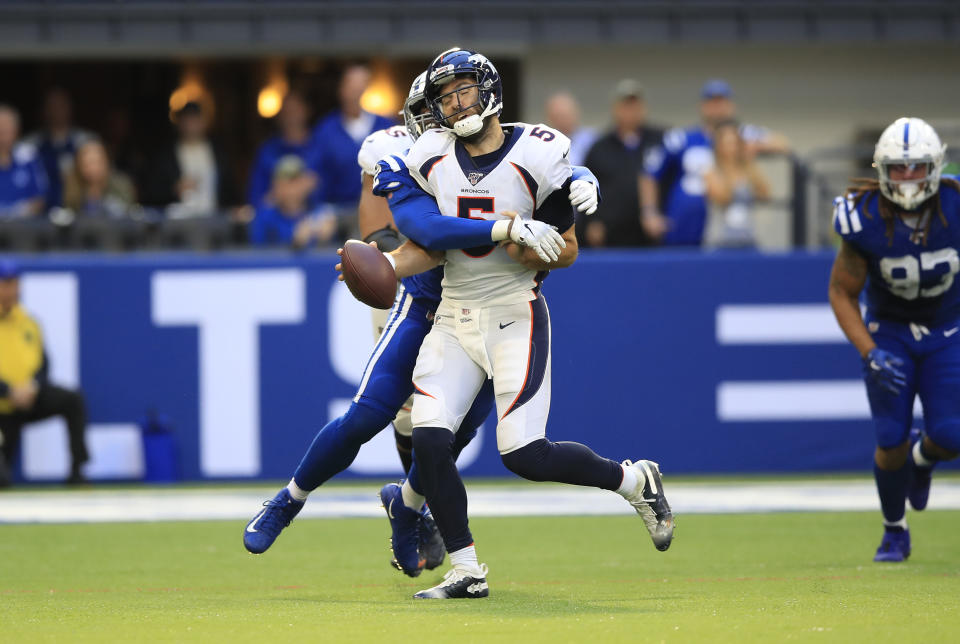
467;171;484;186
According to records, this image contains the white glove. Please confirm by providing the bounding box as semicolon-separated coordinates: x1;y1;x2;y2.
569;179;598;215
508;216;566;263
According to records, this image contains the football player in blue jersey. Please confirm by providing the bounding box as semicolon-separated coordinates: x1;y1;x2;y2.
828;117;960;563
242;74;493;577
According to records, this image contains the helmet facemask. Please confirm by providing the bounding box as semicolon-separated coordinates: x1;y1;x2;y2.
402;71;435;141
876;159;941;211
430;73;499;139
873;117;947;211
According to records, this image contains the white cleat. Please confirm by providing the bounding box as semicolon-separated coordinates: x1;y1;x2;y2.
622;459;674;551
413;564;490;599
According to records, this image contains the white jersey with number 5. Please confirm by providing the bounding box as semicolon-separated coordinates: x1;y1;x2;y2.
357;125;411;177
404;123;572;307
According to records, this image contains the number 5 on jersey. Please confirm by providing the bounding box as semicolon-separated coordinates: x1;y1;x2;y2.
458;196;496;258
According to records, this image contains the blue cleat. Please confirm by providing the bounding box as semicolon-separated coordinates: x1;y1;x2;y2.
380;482;425;577
243;488;304;554
419;507;446;570
907;430;932;511
873;528;911;562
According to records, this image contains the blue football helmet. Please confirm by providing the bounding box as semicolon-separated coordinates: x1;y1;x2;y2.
423;47;503;138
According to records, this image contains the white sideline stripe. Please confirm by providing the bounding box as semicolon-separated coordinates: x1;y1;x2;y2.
716;304;845;344
717;380;923;421
2;481;960;524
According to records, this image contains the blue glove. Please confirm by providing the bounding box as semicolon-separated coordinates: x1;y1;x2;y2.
864;348;907;394
372;155;410;196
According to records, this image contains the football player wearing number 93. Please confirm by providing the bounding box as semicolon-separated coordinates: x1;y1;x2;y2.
373;47;674;600
829;117;960;563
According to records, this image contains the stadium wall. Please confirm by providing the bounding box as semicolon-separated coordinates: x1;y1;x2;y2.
10;250;946;483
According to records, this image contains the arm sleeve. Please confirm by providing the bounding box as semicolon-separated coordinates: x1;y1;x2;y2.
533;177;576;231
373;156;498;250
388;186;497;250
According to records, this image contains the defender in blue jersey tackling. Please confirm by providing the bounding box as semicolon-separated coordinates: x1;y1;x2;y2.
828;117;960;562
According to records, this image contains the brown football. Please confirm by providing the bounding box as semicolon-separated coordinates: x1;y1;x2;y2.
340;239;397;309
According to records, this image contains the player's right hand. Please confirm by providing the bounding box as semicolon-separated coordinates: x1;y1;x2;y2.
864;348;907;394
503;211;566;263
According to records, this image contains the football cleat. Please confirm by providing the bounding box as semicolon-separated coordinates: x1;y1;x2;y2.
380;482;425;577
873;528;911;563
621;459;674;551
419;507;446;570
243;488;304;554
907;430;932;511
413;564;489;599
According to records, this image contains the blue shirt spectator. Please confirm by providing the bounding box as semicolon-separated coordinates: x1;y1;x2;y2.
24;89;94;208
640;79;789;246
0;105;48;219
313;65;394;208
249;155;336;248
248;92;322;208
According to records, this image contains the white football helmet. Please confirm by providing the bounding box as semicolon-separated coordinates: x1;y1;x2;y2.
402;71;434;141
873;117;946;210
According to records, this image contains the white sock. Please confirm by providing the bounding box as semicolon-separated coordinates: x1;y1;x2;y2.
449;544;481;575
913;441;933;468
286;478;310;502
884;518;908;530
401;479;425;511
616;463;641;497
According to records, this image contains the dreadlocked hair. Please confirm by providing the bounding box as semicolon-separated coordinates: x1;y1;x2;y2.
845;176;959;246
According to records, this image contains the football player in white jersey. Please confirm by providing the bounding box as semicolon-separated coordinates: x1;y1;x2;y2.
381;48;674;599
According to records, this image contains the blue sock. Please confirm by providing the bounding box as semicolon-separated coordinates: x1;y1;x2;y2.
874;463;909;525
292;403;393;491
412;427;473;552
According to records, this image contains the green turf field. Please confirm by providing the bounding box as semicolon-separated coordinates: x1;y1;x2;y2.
2;510;958;642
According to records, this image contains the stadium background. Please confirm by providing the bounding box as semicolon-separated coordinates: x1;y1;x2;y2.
2;0;959;483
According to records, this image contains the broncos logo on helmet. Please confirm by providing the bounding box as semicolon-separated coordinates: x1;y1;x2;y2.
423;47;503;139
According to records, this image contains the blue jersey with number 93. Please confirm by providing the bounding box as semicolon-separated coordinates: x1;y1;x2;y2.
833;178;960;326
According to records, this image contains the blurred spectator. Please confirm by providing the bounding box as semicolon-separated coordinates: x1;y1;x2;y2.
579;80;661;248
544;92;596;167
62;140;136;218
248;91;322;208
140;101;241;218
248;155;336;248
0;104;48;219
0;259;89;486
703;120;771;248
313;64;394;239
24;88;95;208
641;79;789;247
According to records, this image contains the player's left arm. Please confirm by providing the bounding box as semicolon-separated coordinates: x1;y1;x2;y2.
828;239;876;359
